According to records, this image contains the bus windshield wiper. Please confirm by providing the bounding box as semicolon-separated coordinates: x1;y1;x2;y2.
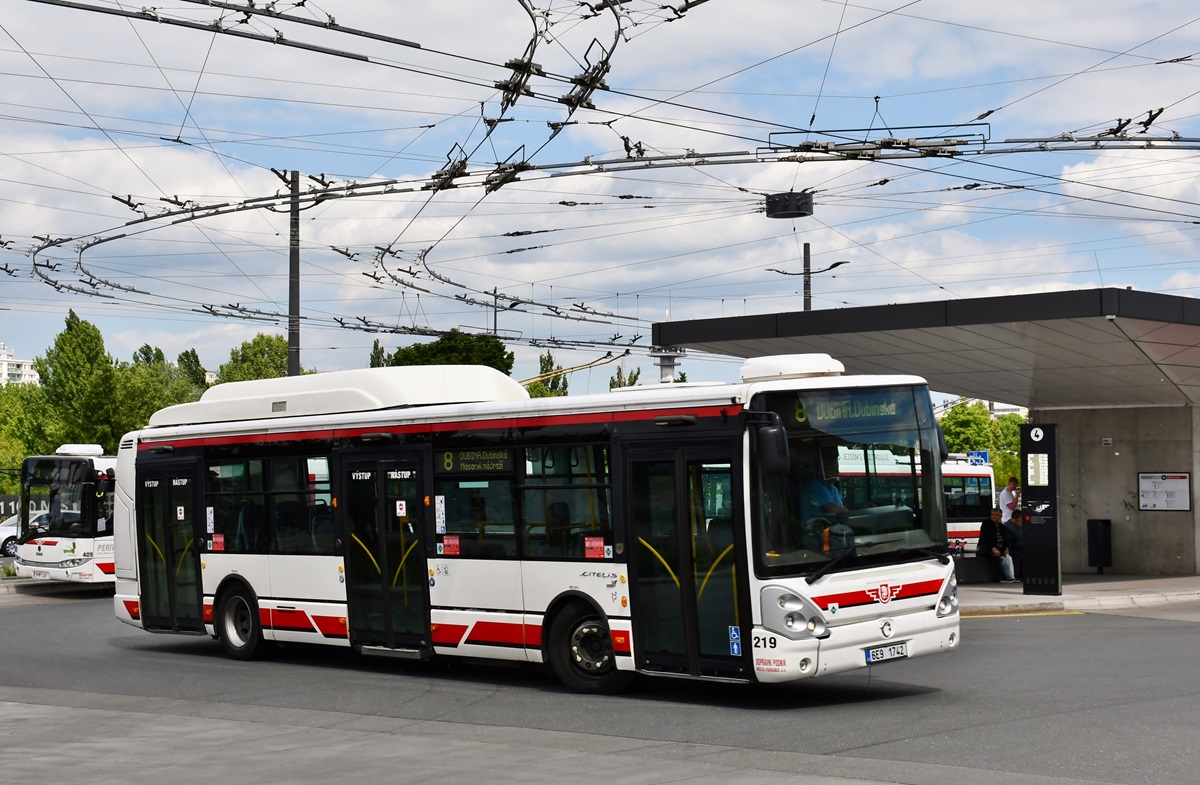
805;537;905;585
912;547;950;564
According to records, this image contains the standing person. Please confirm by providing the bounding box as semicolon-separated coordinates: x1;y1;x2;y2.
977;507;1017;583
999;476;1021;523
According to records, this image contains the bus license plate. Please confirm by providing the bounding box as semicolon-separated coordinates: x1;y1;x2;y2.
866;642;908;664
32;570;49;580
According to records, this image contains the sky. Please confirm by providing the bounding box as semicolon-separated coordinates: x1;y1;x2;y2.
3;0;1200;394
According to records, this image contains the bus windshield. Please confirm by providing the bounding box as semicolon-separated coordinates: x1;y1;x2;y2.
750;385;947;578
20;457;101;537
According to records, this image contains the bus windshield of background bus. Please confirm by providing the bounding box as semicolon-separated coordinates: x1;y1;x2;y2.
751;386;946;577
20;458;92;537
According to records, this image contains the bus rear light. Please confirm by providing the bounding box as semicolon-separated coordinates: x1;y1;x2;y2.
123;600;140;620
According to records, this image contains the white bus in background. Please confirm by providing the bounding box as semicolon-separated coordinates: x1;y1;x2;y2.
14;444;117;583
837;450;994;556
941;458;996;555
113;355;960;693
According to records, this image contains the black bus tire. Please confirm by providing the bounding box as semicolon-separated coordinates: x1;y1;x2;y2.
546;601;634;694
218;584;265;661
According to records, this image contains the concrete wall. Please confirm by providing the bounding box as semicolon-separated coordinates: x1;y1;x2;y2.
1033;405;1197;576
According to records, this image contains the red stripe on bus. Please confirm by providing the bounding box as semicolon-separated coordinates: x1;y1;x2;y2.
96;562;115;574
269;608;316;632
813;578;944;610
137;405;741;450
123;600;140;620
465;621;543;648
312;615;348;639
28;539;58;546
466;621;524;646
431;623;469;646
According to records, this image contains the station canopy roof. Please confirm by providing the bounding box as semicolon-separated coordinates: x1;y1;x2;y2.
652;288;1200;409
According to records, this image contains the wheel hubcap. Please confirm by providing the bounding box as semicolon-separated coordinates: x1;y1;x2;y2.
569;620;614;673
225;598;252;647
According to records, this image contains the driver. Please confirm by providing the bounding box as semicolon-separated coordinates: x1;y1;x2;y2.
801;445;849;522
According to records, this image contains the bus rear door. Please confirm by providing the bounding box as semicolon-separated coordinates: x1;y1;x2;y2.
338;448;432;657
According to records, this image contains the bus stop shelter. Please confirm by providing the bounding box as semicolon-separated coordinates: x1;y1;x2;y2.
653;287;1200;575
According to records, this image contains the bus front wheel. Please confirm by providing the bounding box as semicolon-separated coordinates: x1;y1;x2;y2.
218;585;265;661
547;602;633;694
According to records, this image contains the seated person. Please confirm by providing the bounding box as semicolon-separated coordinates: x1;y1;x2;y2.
803;469;848;522
976;507;1017;583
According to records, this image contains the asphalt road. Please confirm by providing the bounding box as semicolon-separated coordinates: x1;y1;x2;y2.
2;589;1199;785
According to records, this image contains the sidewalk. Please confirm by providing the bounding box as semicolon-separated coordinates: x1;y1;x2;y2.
958;573;1200;616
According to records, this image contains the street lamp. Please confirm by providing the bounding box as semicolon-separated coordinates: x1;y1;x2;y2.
767;242;849;311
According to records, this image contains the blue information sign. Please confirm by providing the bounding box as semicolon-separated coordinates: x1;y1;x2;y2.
967;450;989;465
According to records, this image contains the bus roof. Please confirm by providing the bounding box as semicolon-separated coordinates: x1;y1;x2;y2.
148;365;531;428
139;356;931;433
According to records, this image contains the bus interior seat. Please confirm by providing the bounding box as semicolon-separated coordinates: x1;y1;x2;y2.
708;517;733;551
235;504;264;552
309;511;336;551
274;501;307;552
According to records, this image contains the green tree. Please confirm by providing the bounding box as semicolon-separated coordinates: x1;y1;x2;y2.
378;330;514;375
991;412;1025;486
368;339;387;368
939;401;995;455
526;351;569;398
35;310;119;450
133;344;165;365
675;371;688;383
112;348;204;438
216;333;299;383
177;348;208;388
609;365;641;389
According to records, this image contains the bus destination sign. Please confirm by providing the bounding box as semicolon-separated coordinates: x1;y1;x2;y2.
437;448;515;474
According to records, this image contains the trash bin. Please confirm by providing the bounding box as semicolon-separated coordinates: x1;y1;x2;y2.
1087;519;1112;573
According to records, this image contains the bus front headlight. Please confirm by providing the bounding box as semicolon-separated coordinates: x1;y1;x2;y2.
762;586;829;640
936;576;959;617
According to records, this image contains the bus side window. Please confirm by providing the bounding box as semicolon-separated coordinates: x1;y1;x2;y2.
435;478;516;558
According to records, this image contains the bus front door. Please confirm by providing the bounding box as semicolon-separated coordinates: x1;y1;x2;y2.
626;447;748;679
136;462;204;633
341;450;431;655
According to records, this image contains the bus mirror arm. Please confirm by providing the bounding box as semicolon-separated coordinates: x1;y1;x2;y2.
936;421;949;463
744;411;790;476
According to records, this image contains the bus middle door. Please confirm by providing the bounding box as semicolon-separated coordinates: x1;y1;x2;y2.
626;445;748;680
340;449;431;656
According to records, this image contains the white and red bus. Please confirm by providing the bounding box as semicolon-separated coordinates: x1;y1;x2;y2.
112;354;959;692
837;451;994;556
14;444;117;583
941;459;996;555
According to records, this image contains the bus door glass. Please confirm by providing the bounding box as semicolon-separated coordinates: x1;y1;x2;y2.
627;446;745;678
136;461;203;632
341;450;430;650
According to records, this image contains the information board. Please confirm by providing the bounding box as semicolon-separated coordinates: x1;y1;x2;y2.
1138;473;1191;511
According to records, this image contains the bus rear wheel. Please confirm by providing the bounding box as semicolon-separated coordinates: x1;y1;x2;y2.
218;585;265;661
547;602;633;694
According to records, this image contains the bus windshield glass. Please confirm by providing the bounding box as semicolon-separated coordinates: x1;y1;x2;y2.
20;457;96;537
750;385;947;578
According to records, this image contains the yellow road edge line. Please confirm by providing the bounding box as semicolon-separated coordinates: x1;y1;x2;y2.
963;609;1085;618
